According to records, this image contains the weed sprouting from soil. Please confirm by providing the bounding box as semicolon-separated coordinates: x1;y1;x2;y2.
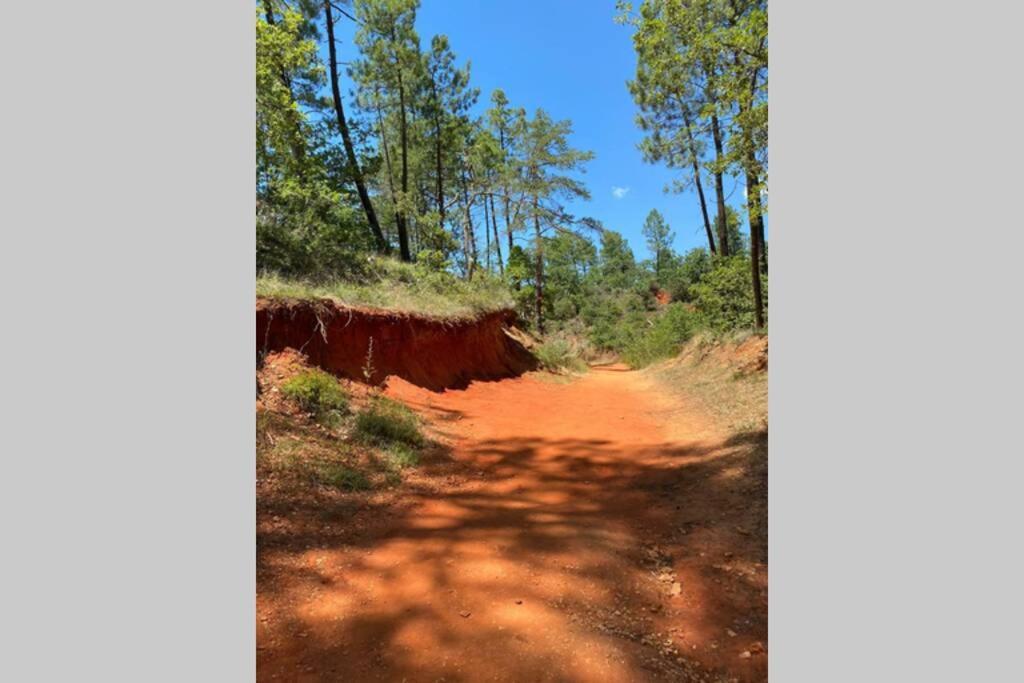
362;337;377;385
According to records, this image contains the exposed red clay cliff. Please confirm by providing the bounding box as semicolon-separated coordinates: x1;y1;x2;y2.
257;298;536;390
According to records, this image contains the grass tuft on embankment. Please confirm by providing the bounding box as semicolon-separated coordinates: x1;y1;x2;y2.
257;257;514;320
646;333;767;435
257;350;434;493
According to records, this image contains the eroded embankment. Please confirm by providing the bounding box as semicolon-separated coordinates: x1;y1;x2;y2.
257;298;536;390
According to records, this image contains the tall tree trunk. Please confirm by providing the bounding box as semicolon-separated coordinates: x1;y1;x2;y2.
429;76;446;229
734;51;768;322
374;97;401;238
710;112;729;257
682;108;716;254
324;1;387;253
395;56;412;261
757;222;767;274
533;195;544;334
460;164;477;280
489;192;504;275
733;52;766;328
747;170;765;330
505;195;514;254
499;128;514;254
483;192;491;271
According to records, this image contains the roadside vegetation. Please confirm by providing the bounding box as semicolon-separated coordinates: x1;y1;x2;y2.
257;352;430;493
650;333;768;434
533;338;589;374
257;258;512;319
280;368;349;425
524;224;765;371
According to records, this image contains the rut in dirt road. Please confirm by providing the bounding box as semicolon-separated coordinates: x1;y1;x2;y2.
257;366;767;682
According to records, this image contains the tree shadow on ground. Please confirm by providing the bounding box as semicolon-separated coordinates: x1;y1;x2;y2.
257;428;767;682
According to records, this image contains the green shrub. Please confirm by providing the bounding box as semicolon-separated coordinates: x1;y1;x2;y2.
353;397;424;447
281;369;349;424
661;247;713;302
256;186;372;280
384;443;420;470
535;338;587;373
581;289;648;352
692;256;765;334
312;461;370;491
623;303;699;367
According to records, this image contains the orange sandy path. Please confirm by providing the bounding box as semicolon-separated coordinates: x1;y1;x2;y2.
258;366;767;682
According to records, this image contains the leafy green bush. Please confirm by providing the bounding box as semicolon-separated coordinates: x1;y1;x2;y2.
692;256;764;334
581;289;648;351
256;186;372;280
660;248;713;302
534;338;587;373
353;397;424;447
281;369;349;424
623;303;699;367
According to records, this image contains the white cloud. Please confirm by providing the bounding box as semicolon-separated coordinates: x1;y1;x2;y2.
611;186;630;199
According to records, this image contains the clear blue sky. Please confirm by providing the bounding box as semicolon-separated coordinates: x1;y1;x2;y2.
328;0;760;261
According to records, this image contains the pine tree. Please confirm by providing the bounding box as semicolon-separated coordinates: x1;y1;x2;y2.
642;209;675;279
519;109;594;333
353;0;423;261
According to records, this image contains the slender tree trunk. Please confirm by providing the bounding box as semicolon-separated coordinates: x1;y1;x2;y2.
682;108;716;254
395;58;412;261
429;76;446;229
499;128;514;254
747;170;765;330
374;98;401;238
505;195;514;254
758;222;767;274
710;112;729;257
489;192;504;275
483;192;492;271
324;1;387;253
533;195;544;333
460;163;477;280
742;140;766;329
734;52;767;323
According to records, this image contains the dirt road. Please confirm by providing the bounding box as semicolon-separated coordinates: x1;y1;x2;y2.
258;366;767;682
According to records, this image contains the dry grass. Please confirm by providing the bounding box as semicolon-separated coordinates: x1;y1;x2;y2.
257;258;514;320
645;332;767;435
256;411;373;491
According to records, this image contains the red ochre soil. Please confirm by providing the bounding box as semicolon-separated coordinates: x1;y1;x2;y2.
257;298;536;390
257;363;768;682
